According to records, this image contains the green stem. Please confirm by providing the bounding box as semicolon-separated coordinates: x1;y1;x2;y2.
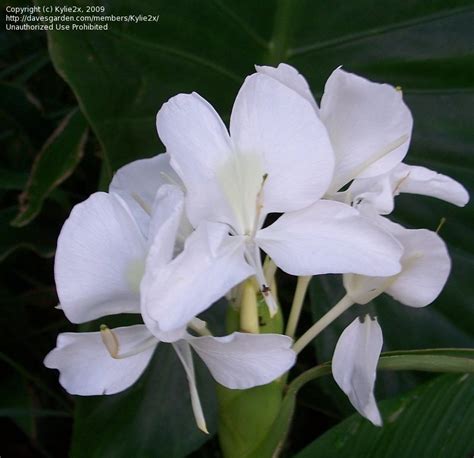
292;295;354;354
264;0;294;65
285;275;312;339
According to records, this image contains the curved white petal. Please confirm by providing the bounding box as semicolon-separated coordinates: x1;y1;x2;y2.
255;63;319;112
44;325;157;395
256;200;402;277
332;316;383;426
386;227;451;307
55;192;147;323
188;332;295;389
109;153;182;235
156;92;236;228
172;341;208;433
321;68;413;193
344;223;451;307
394;163;469;207
348;163;469;215
139;185;189;341
146;184;186;257
349;173;396;215
230;72;334;214
143;222;253;334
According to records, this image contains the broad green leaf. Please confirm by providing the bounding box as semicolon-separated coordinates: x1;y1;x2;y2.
11;109;88;227
294;373;474;458
71;344;217;458
253;349;474;458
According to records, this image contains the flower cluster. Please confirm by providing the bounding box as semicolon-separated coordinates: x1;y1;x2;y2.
45;64;468;430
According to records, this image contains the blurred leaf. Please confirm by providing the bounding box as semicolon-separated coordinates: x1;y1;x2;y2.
294;373;474;458
71;344;217;458
11;109;87;227
0;82;44;154
252;349;474;458
0;208;55;262
0;373;35;438
0;168;28;190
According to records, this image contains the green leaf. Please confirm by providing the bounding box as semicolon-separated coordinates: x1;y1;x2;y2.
217;381;284;458
71;344;217;458
253;349;474;458
11;108;88;227
294;373;474;458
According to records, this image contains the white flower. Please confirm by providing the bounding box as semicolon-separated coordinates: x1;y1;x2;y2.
332;315;383;426
346;162;469;215
156;71;403;316
46;158;296;432
256;64;413;194
45;325;295;433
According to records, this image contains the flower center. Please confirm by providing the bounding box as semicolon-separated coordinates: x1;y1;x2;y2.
217;153;265;235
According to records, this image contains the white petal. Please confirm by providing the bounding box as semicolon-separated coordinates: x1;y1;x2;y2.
343;273;391;305
109;153;182;235
146;184;186;257
348;162;469;215
172;341;208;434
256;200;402;277
386;227;451;307
321;68;413;193
55;193;147;323
143;222;253;333
394;163;469;207
230;72;334;214
348;173;396;215
188;332;295;389
156;92;236;228
344;223;451;307
332;316;383;426
44;325;157;395
139;185;188;341
255;63;319;113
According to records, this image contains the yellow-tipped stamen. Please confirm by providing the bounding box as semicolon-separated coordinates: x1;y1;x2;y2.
395;85;403;92
100;324;119;358
188;318;212;336
240;279;260;334
392;171;411;196
436;217;447;234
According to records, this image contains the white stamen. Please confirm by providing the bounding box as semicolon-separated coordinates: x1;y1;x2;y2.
131;192;152;215
100;325;156;359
